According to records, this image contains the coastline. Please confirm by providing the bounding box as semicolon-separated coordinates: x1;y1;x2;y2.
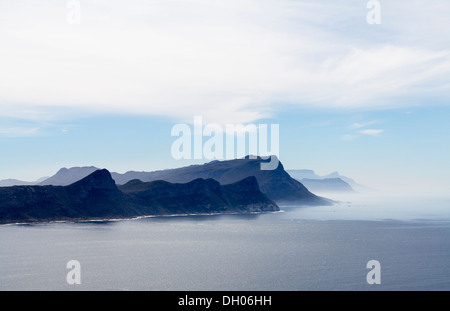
0;209;285;226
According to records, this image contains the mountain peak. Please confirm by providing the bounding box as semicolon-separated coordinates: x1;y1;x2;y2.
67;169;118;192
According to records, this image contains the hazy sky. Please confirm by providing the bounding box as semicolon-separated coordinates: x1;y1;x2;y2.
1;0;449;194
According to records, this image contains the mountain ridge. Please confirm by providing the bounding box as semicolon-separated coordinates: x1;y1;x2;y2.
17;157;332;205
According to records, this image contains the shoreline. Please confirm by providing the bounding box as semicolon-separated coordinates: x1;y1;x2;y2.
0;210;285;227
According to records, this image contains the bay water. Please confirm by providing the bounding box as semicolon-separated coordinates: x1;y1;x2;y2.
1;193;450;290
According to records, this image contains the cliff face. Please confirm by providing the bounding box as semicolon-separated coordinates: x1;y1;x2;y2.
0;170;279;224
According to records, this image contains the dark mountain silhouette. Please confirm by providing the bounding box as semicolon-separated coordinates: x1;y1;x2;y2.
0;169;279;224
119;176;278;214
0;170;138;223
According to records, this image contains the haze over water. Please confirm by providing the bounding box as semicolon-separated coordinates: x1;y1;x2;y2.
1;192;450;291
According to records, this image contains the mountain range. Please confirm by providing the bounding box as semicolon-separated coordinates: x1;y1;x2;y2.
0;169;278;224
2;157;332;205
286;169;368;193
0;157;339;224
1;162;366;195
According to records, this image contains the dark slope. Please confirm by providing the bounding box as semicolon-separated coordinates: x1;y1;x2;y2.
0;170;139;223
119;176;278;214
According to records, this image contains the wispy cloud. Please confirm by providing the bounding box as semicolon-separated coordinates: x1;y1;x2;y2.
0;127;41;138
350;120;380;129
0;120;74;138
344;120;384;140
1;1;450;124
359;129;384;137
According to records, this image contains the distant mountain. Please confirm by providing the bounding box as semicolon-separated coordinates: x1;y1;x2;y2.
287;170;322;181
286;169;367;193
0;170;279;224
0;179;35;187
39;166;99;186
0;176;49;187
300;178;354;193
320;172;369;192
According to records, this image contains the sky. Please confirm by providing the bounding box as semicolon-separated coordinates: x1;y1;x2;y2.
0;0;449;194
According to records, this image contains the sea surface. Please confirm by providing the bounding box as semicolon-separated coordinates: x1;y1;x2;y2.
1;193;450;291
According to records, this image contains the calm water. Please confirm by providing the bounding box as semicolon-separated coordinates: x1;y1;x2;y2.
1;193;450;291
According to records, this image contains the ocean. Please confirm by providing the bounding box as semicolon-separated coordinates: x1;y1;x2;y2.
1;193;450;291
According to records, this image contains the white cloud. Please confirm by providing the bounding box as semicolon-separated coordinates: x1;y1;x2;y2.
1;0;450;124
359;129;384;136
